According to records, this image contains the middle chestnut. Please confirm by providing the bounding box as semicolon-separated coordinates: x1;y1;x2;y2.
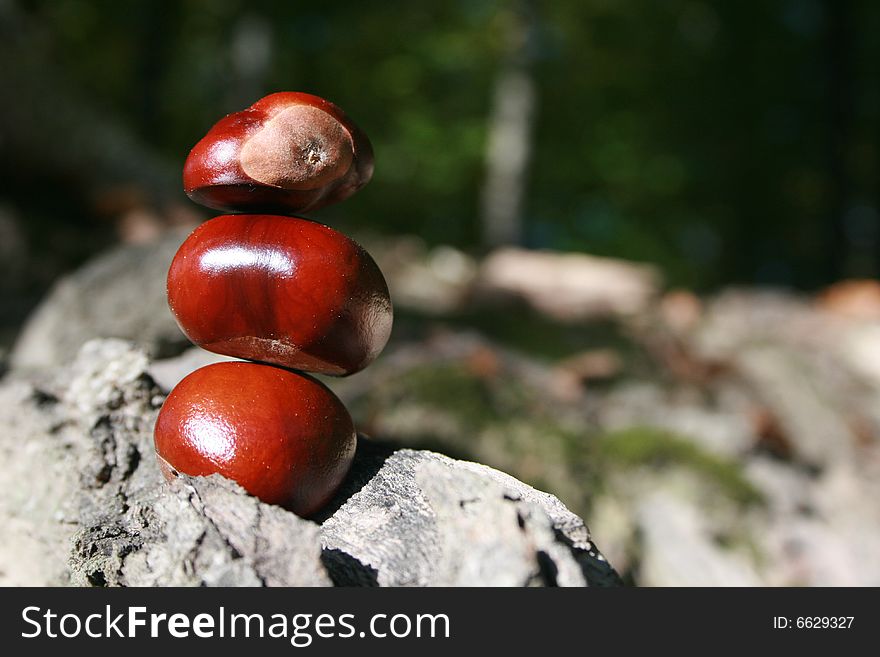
168;214;392;376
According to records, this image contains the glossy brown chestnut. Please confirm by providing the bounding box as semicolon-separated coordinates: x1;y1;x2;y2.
154;361;356;516
167;214;392;376
183;92;374;214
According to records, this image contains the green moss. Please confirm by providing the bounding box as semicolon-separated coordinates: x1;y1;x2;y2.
388;363;500;428
597;426;764;507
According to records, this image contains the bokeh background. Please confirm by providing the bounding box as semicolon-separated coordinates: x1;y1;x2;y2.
2;0;880;585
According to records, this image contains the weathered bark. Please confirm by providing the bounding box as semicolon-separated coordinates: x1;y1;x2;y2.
0;339;620;587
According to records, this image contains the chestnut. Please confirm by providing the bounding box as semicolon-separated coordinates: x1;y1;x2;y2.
167;213;392;376
154;361;356;516
183;92;374;214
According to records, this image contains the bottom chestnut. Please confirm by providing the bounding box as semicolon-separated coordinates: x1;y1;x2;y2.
153;361;356;517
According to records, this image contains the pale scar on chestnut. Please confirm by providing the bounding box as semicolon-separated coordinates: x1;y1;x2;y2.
240;104;354;190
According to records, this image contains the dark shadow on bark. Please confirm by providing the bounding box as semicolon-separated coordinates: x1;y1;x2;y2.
320;548;380;587
311;435;395;523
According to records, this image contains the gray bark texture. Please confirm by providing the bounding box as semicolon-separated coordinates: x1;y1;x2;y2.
0;339;619;587
9;231;191;370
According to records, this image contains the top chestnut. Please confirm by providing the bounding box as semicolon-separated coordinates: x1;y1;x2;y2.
183;92;374;214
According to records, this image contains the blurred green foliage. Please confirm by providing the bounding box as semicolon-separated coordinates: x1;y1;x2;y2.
10;0;880;289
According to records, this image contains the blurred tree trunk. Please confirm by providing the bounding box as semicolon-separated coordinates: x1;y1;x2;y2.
480;1;538;249
227;13;273;110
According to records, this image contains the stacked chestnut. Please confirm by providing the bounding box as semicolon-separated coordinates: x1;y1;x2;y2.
154;93;392;517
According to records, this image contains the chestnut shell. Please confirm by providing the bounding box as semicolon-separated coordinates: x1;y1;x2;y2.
154;361;356;516
167;214;393;376
183;92;374;214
